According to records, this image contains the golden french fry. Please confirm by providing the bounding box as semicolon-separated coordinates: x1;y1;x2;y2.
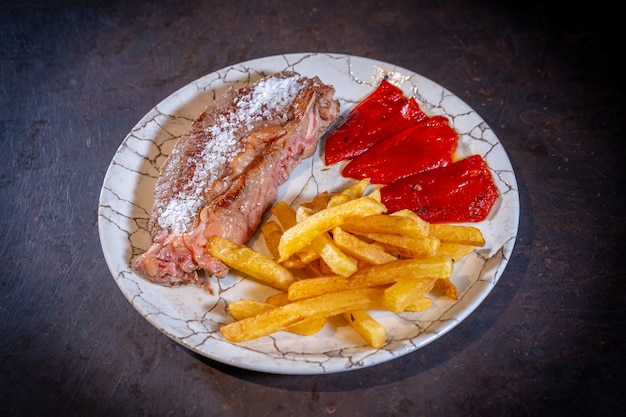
327;178;370;207
267;291;328;335
229;298;326;336
368;187;381;202
280;258;308;269
228;299;275;320
389;208;424;220
435;242;475;261
278;196;387;262
288;275;353;300
404;295;434;312
206;236;297;291
434;278;458;300
296;245;320;264
295;205;315;222
332;227;397;265
301;258;324;278
270;207;321;265
288;256;453;301
264;292;290;306
318;257;335;276
221;288;386;342
271;201;297;229
350;256;452;287
342;213;429;238
286;317;328;336
301;191;330;213
351;232;440;258
310;232;358;277
261;220;283;260
266;207;320;265
383;278;436;313
429;224;486;247
343;310;386;348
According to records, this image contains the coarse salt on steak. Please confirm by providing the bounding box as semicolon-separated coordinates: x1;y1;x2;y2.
135;71;339;286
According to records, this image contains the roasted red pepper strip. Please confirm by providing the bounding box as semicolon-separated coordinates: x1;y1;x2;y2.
341;115;458;184
380;154;499;223
324;79;428;165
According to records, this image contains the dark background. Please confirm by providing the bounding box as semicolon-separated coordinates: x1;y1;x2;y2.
1;1;624;416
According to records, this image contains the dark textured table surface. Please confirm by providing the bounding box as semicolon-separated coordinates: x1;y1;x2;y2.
2;1;624;416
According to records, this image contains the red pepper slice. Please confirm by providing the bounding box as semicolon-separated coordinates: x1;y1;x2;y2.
379;154;499;223
324;79;428;165
341;115;458;184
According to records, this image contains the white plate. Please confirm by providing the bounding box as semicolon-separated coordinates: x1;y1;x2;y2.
98;53;519;375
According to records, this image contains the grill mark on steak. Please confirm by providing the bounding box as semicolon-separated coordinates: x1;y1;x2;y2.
135;72;339;286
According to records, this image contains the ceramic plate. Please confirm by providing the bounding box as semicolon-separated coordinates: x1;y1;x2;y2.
98;53;519;375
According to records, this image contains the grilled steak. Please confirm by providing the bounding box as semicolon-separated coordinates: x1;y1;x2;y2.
135;72;339;286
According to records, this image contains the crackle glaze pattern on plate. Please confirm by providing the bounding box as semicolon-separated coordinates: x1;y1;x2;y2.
98;53;519;375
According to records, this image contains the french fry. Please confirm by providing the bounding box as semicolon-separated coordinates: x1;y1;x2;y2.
288;256;453;300
206;236;297;291
288;275;355;300
390;208;425;221
368;187;381;202
310;232;359;277
435;242;476;261
296;245;320;264
228;299;275;320
348;231;440;258
295;205;315;222
281;257;310;269
262;226;320;269
342;213;429;238
278;196;387;262
220;288;386;342
228;298;326;336
383;278;436;313
343;310;386;348
301;191;330;213
271;201;297;229
350;256;452;288
264;292;290;306
434;278;458;300
318;258;335;275
332;227;397;265
275;207;321;265
429;224;486;247
327;178;370;207
261;220;283;260
404;295;434;312
302;258;324;277
263;293;328;335
286;317;328;336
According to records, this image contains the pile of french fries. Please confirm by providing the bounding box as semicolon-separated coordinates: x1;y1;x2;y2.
206;179;486;348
